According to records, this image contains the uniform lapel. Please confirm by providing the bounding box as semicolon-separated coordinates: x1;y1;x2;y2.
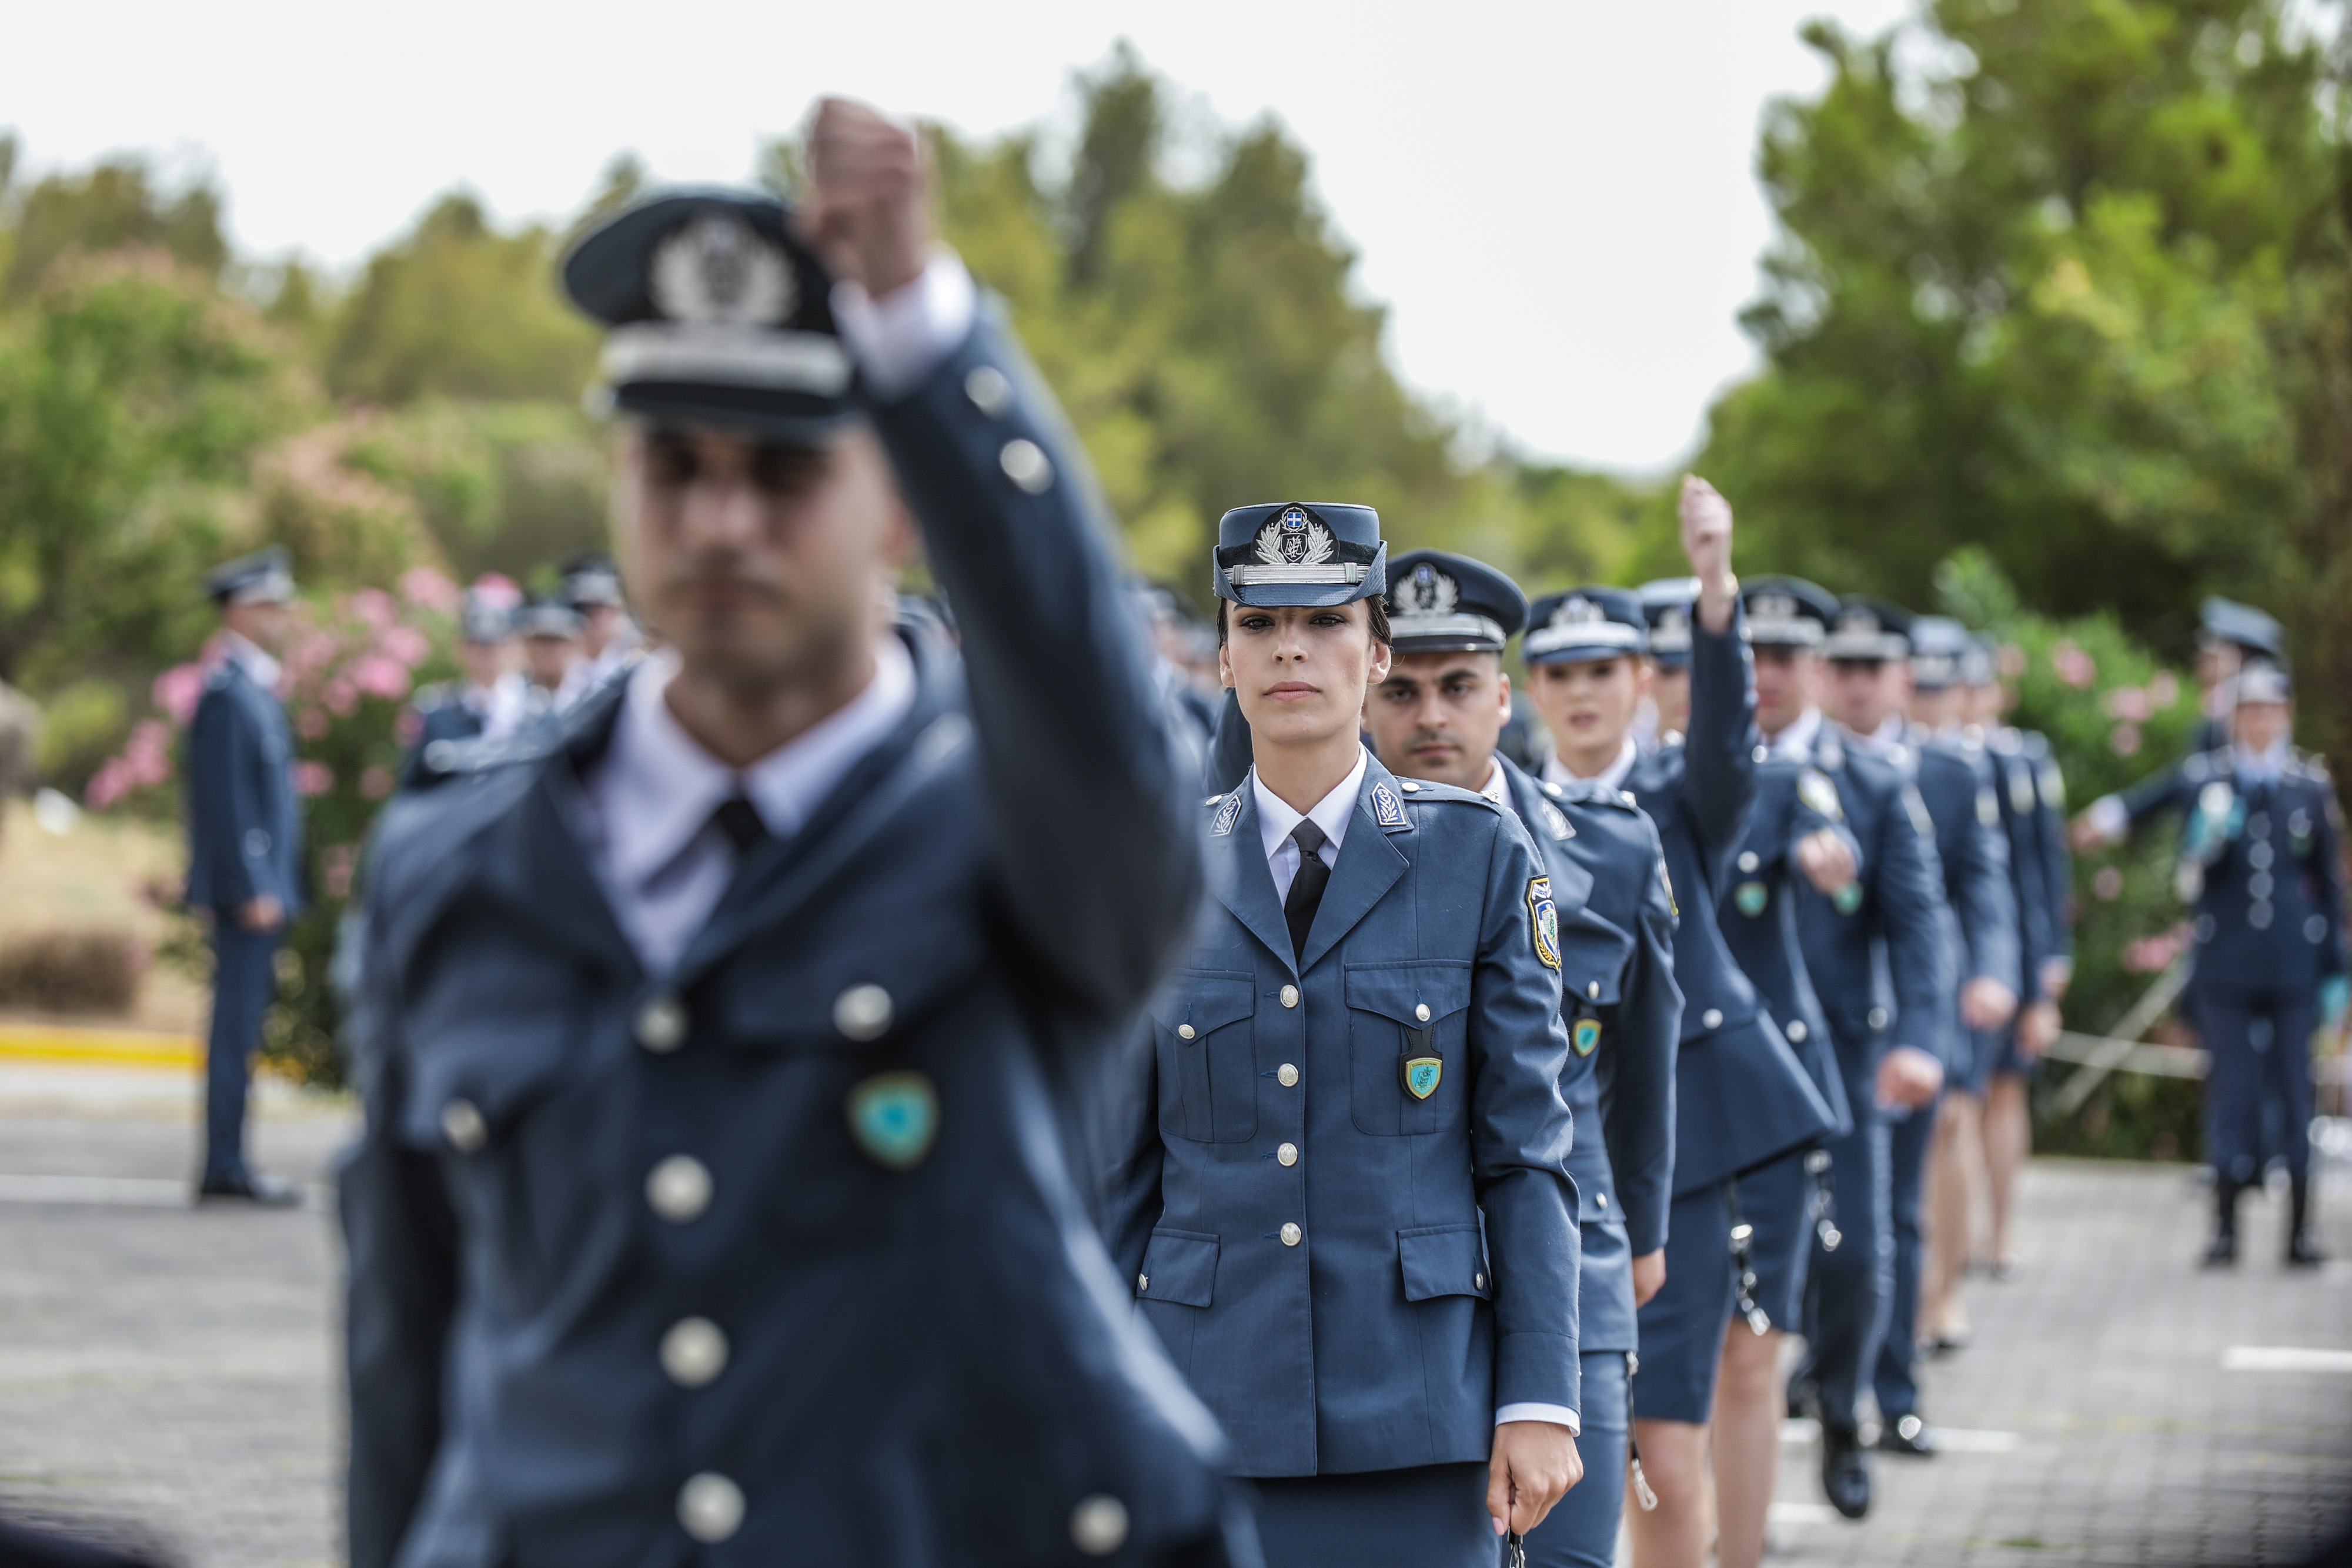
1504;761;1595;910
1295;756;1409;974
1211;786;1300;975
479;720;641;979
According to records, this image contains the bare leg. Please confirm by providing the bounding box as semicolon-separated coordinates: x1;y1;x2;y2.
1984;1074;2032;1269
1922;1093;1980;1339
1626;1418;1710;1568
1710;1325;1783;1568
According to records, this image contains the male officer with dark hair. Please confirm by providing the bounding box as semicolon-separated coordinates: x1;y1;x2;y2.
1835;607;2016;1458
1521;483;1840;1568
1362;547;1683;1568
2079;661;2346;1266
558;550;643;704
405;592;530;783
340;101;1246;1567
186;546;305;1205
1746;577;1954;1520
514;597;585;710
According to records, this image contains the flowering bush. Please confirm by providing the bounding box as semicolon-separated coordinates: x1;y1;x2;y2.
85;566;466;1086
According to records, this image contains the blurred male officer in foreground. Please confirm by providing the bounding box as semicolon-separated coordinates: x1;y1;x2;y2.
2079;661;2346;1266
340;102;1246;1567
1748;578;1953;1520
186;546;304;1205
1836;609;2014;1457
1365;548;1683;1568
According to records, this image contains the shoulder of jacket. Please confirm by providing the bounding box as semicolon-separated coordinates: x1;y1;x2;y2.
368;763;529;907
2290;750;2331;784
413;680;462;712
1398;778;1505;812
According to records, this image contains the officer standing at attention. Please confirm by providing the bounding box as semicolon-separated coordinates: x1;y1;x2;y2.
1363;547;1683;1568
2078;661;2346;1266
186;546;305;1205
1746;577;1953;1520
404;590;530;781
1521;483;1838;1568
1839;608;2016;1458
341;102;1248;1567
1109;502;1583;1566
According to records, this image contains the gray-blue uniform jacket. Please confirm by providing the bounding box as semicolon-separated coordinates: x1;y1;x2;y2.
338;314;1240;1568
1897;724;2020;1028
1107;754;1582;1476
1502;757;1681;1350
1986;726;2063;1001
1716;761;1861;1136
185;656;303;917
2122;748;2348;995
1793;729;1957;1070
1618;608;1838;1193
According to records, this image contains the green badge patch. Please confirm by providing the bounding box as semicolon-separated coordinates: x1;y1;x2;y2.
1735;880;1769;918
1526;875;1560;971
847;1071;939;1171
1832;881;1864;916
1402;1056;1444;1099
1572;1017;1602;1057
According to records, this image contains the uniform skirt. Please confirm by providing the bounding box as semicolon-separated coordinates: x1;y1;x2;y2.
1248;1463;1496;1568
1629;1185;1736;1423
1733;1146;1816;1331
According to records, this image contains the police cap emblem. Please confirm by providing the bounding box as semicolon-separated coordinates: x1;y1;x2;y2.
650;211;797;326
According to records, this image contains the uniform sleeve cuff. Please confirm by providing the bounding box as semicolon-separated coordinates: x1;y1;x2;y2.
1496;1402;1580;1436
830;252;977;403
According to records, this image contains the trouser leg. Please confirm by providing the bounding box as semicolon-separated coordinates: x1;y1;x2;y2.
204;925;279;1182
2261;989;2317;1182
2197;990;2261;1186
1806;1107;1890;1436
1522;1352;1627;1568
1872;1096;1936;1420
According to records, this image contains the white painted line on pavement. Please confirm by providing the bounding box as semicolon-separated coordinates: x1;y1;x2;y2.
0;1174;191;1206
1768;1502;1837;1526
2223;1345;2352;1373
1782;1416;1820;1442
1778;1416;2017;1451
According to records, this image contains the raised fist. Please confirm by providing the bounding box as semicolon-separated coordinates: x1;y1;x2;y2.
797;98;931;299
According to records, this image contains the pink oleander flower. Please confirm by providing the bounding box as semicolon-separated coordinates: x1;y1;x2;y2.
396;707;423;747
85;760;131;811
2149;670;2180;708
353;653;412;702
399;566;462;612
123;720;174;787
2104;686;2151;723
297;707;330;740
294;761;336;797
2052;641;2096;688
152;664;207;728
472;573;523;610
379;625;432;668
325;678;359;717
2092;866;2125;902
1996;643;2027;680
2123;928;2186;974
2109;723;2141;757
349;587;397;630
322;844;358;901
360;765;395;801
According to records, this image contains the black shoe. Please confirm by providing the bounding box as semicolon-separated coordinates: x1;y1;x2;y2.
1925;1329;1971;1357
2203;1230;2239;1267
196;1169;300;1206
2286;1178;2325;1267
2203;1177;2241;1268
1820;1424;1872;1519
1787;1373;1820;1423
1876;1413;1937;1457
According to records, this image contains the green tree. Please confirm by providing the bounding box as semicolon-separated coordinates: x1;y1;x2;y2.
1;154;229;302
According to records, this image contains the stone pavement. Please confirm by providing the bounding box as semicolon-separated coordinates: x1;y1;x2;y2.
0;1062;2346;1567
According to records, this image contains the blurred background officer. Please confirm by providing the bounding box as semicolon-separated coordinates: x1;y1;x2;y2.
1523;483;1836;1568
1111;501;1583;1567
404;590;529;779
556;550;643;706
1134;580;1218;752
513;596;584;711
1748;576;1954;1520
341;102;1247;1568
1957;637;2071;1284
1364;547;1683;1568
1636;576;1698;750
186;546;304;1205
1842;608;2016;1458
2077;661;2346;1266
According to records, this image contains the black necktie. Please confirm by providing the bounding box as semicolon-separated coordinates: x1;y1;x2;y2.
1284;820;1331;960
711;794;768;855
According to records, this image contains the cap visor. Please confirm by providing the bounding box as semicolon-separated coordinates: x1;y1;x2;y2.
1218;580;1379;609
613;383;862;447
1524;643;1642;667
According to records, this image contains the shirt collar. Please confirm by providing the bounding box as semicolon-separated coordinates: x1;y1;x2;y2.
219;630;280;693
1765;706;1824;761
1540;735;1638;794
2234;739;2289;783
601;634;915;892
1254;746;1369;863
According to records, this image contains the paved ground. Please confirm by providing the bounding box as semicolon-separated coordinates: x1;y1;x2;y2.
0;1064;2346;1566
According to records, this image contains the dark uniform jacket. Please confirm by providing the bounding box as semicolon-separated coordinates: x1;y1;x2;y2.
1107;755;1581;1477
2122;748;2348;996
1613;609;1837;1194
185;655;303;917
339;316;1238;1568
1894;726;2019;1010
1986;726;2067;1000
1502;758;1681;1351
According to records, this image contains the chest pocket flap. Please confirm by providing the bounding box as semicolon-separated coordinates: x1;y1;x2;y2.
1148;971;1258;1037
709;897;985;1052
1398;1222;1492;1302
1344;959;1473;1027
1555;905;1630;1008
397;1008;578;1154
1139;1227;1219;1308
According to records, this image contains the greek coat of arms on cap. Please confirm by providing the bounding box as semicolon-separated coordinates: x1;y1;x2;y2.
650;212;796;326
1254;506;1335;569
1391;562;1459;617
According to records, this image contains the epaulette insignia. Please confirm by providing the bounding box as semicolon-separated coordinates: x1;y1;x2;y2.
1538;800;1573;841
1799;768;1843;821
1211;793;1244;837
1372;781;1409;828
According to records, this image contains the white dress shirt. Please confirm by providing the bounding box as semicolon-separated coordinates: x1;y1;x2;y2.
1539;735;1639;795
464;671;532;745
2233;738;2289;788
1763;706;1825;763
1252;748;1367;900
582;638;916;974
219;630;282;694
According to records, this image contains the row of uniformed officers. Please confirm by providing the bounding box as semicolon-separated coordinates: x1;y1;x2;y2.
316;101;2343;1568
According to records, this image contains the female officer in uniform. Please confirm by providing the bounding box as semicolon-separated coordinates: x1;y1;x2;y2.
1110;502;1584;1567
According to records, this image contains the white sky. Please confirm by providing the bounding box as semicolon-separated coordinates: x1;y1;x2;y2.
1;0;1916;473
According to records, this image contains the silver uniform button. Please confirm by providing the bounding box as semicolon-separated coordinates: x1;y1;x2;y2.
834;984;894;1040
423;740;458;772
1595;1192;1608;1208
2248;871;2274;900
1177;1024;1197;1040
1277;1063;1300;1087
636;995;687;1054
1400;780;1421;792
1070;1494;1130;1556
1415;1003;1431;1022
1475;1272;1486;1289
1280;1222;1302;1246
661;1316;729;1388
1786;1020;1808;1042
1000;438;1054;493
964;364;1013;416
1279;985;1299;1009
677;1473;745;1544
1137;1273;1149;1293
1868;1006;1890;1030
1701;1008;1723;1030
1753;745;1770;764
646;1155;713;1223
1588;981;1601;999
1277;1142;1299;1167
2250;903;2273;930
1738;851;1760;873
2249;841;2275;869
440;1099;487;1153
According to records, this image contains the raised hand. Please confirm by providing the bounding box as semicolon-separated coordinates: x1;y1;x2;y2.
797;98;931;300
